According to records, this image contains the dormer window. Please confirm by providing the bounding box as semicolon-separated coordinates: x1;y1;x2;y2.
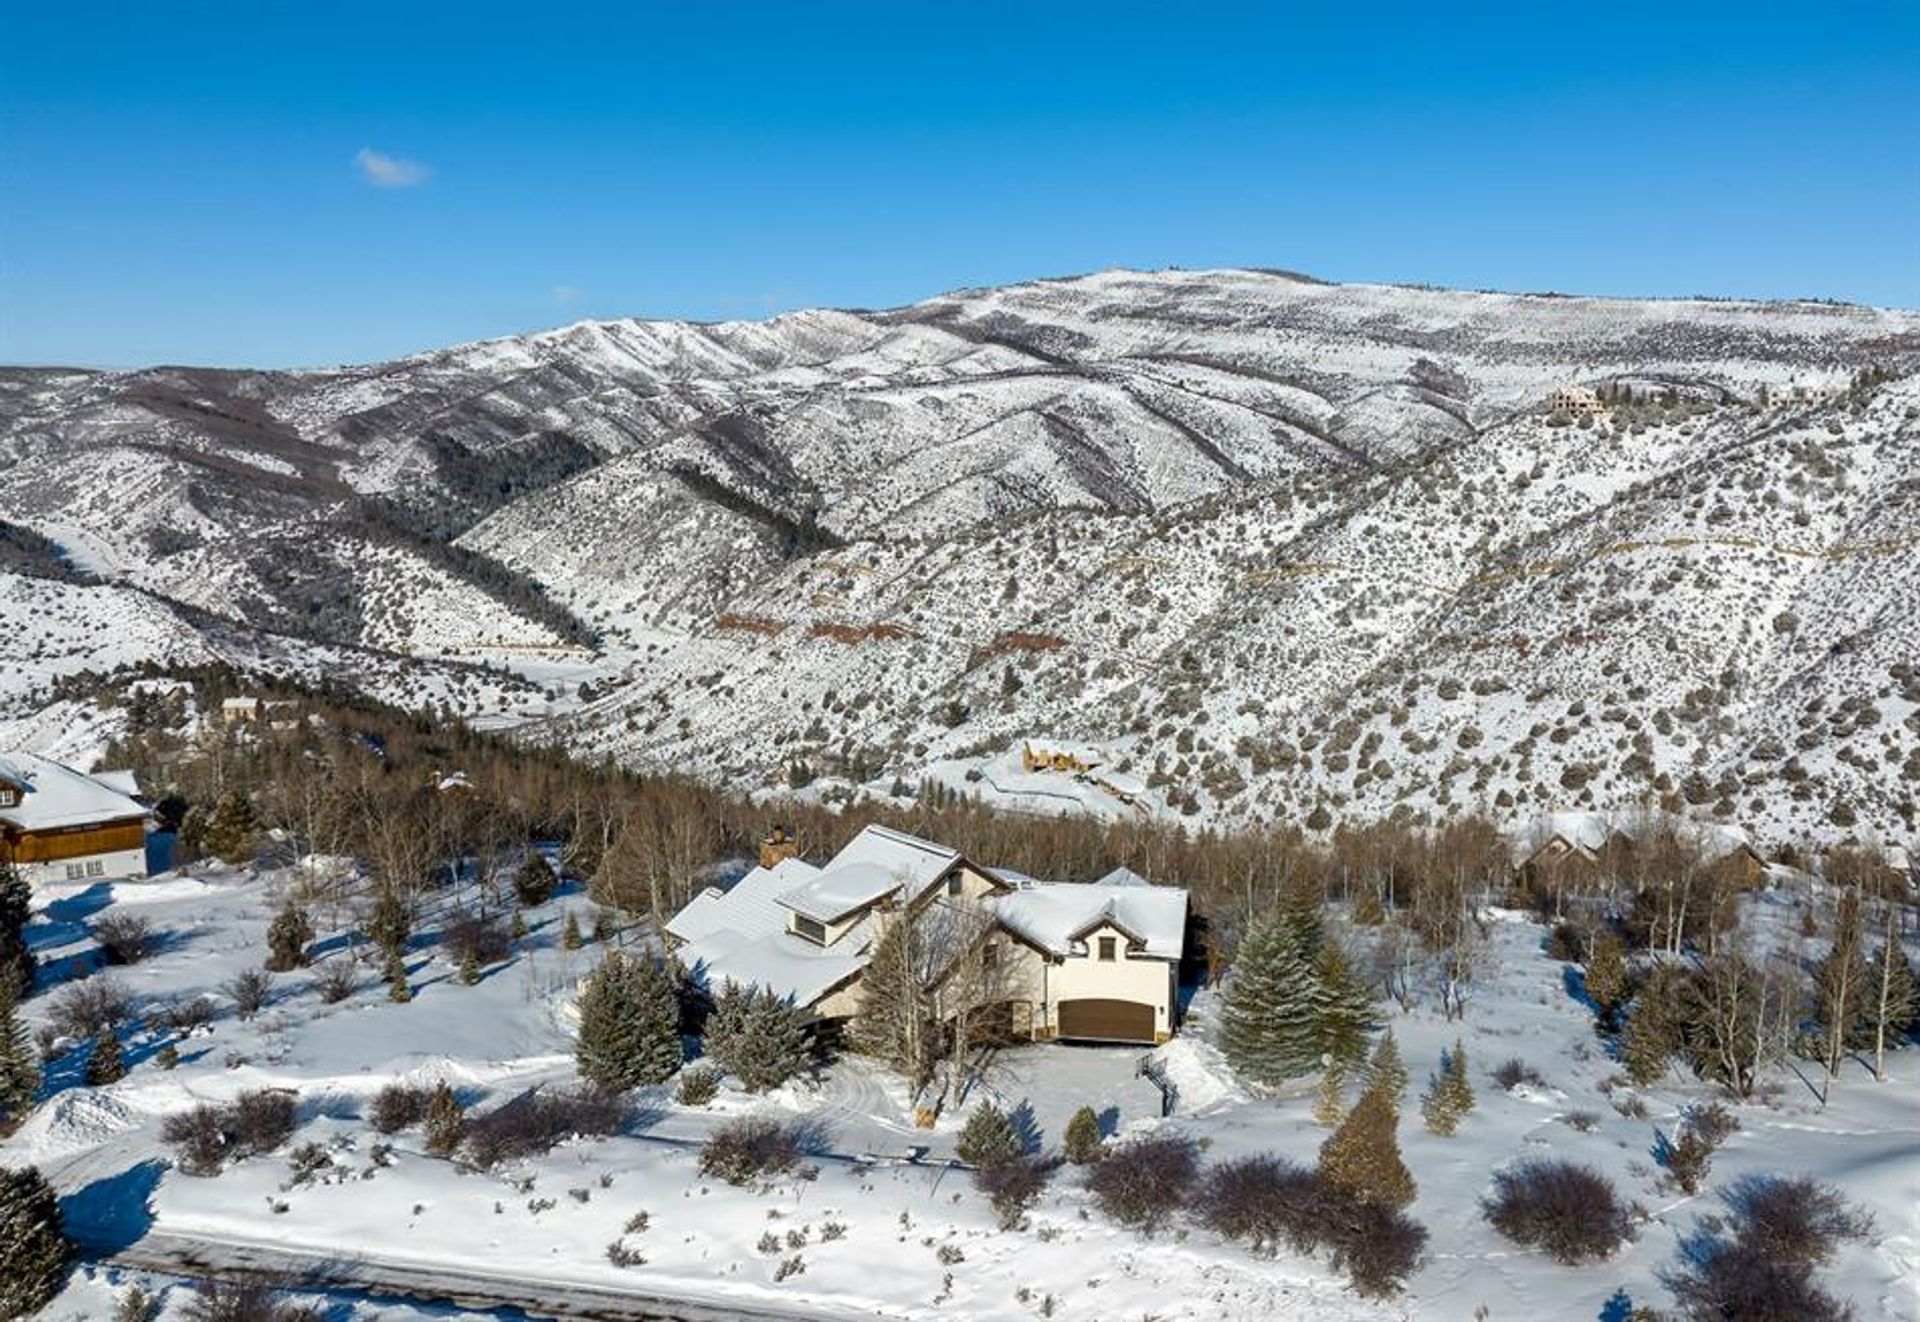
946;873;962;898
793;915;827;945
1098;936;1117;962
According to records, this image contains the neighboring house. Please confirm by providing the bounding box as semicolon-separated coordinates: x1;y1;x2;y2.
1547;384;1609;416
222;695;297;728
0;753;151;887
1511;808;1767;886
666;824;1187;1045
1020;740;1104;776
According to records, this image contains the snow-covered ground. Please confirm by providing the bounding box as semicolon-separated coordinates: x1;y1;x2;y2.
7;864;1915;1320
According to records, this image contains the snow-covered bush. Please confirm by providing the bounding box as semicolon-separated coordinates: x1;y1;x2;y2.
161;1090;296;1176
368;1083;430;1134
90;913;156;965
1192;1154;1324;1255
675;1065;719;1107
463;1087;629;1169
1085;1132;1200;1235
1483;1159;1632;1264
180;1280;323;1322
49;975;132;1041
974;1154;1050;1229
224;969;273;1021
1325;1198;1428;1300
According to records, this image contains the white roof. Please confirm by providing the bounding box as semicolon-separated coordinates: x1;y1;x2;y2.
0;753;149;833
1511;809;1758;865
776;824;966;921
667;856;871;1008
993;877;1187;961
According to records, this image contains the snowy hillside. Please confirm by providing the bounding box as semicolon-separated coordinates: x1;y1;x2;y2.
4;269;1917;846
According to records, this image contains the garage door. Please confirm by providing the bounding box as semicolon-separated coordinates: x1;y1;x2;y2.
1055;998;1155;1043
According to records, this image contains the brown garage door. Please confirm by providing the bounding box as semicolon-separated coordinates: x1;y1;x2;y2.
1055;998;1154;1043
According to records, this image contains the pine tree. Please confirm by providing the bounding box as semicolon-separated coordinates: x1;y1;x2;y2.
1314;1058;1349;1127
562;910;584;951
1062;1106;1103;1164
0;861;32;996
1442;1037;1474;1116
384;950;412;1004
0;1164;70;1318
1622;966;1683;1086
458;944;480;987
265;902;315;972
576;952;681;1091
1420;1040;1473;1136
727;988;809;1093
1867;919;1917;1082
1311;941;1375;1065
1219;910;1322;1084
956;1102;1021;1170
83;1028;124;1087
0;987;38;1134
155;1041;179;1071
508;910;528;941
1318;1084;1415;1209
200;789;263;865
367;886;410;960
1583;933;1629;1028
1351;887;1386;927
511;855;555;907
1361;1028;1408;1104
422;1082;463;1156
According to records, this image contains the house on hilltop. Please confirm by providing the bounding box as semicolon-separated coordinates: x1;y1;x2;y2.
1546;384;1609;417
1020;739;1105;776
666;823;1187;1045
0;753;151;887
1511;808;1768;889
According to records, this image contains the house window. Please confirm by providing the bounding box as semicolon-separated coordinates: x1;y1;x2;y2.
86;860;105;877
946;873;962;898
66;863;85;880
982;942;998;968
1098;937;1116;962
793;916;827;945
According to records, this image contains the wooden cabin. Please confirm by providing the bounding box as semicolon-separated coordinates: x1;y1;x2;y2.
0;754;150;887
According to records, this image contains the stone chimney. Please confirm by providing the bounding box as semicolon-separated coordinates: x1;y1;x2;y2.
758;824;799;870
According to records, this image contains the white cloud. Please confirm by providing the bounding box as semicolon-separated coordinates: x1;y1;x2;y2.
551;284;584;306
354;147;429;188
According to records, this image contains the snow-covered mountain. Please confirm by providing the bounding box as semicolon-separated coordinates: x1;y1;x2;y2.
5;269;1917;846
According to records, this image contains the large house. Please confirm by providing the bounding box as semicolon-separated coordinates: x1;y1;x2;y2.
666;824;1187;1046
0;753;151;887
1511;809;1768;887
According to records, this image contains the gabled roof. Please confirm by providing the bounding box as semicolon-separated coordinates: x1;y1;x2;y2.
1510;809;1761;866
776;823;987;922
0;753;150;833
992;878;1187;962
666;855;873;1008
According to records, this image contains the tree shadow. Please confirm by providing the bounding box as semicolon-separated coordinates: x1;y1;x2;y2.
1096;1105;1121;1138
789;1113;837;1157
1007;1099;1042;1156
1598;1287;1637;1322
58;1159;163;1253
1561;963;1598;1014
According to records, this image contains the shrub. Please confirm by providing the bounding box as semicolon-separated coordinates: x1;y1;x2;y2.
312;958;358;1004
439;914;510;970
368;1083;430;1134
1683;1102;1740;1148
974;1154;1050;1229
228;1089;297;1155
181;1280;323;1322
1491;1058;1544;1091
1193;1154;1324;1255
1725;1174;1872;1269
161;1104;228;1176
1326;1197;1428;1300
1484;1159;1632;1264
463;1087;629;1169
1085;1132;1200;1234
264;903;314;972
1062;1106;1103;1164
91;913;156;964
49;976;132;1040
675;1065;719;1107
162;1090;297;1175
698;1116;804;1186
513;855;556;907
1544;922;1584;961
1665;1235;1852;1321
157;995;218;1035
224;969;273;1020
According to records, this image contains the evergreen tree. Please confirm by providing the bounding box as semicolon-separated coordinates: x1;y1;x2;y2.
1314;1058;1350;1127
576;952;681;1091
384;950;412;1004
0;861;32;996
956;1102;1021;1170
264;902;315;972
1583;933;1629;1028
508;910;528;941
422;1082;463;1157
1866;924;1917;1082
200;789;263;865
1361;1028;1408;1104
1062;1106;1103;1164
367;886;410;960
562;910;584;951
83;1028;124;1087
512;855;555;907
730;988;810;1093
1219;910;1322;1084
1311;941;1375;1065
1622;965;1684;1085
458;944;480;987
155;1041;179;1071
0;986;39;1134
1318;1084;1415;1209
1420;1040;1474;1136
1351;887;1386;927
0;1164;70;1318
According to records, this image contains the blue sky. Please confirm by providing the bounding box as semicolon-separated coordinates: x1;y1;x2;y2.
3;2;1916;368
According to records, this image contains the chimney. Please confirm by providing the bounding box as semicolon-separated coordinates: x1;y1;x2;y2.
758;824;799;870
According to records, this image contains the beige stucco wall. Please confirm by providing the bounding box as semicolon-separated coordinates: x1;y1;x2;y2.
1048;922;1176;1035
